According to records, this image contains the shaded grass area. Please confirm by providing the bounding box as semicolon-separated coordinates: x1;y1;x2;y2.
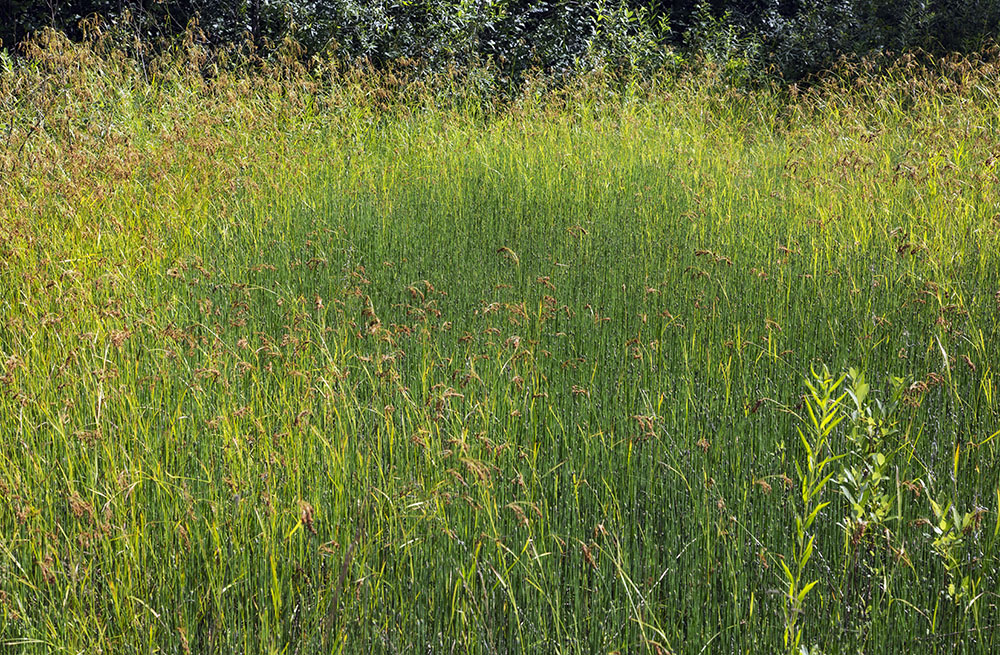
1;36;1000;653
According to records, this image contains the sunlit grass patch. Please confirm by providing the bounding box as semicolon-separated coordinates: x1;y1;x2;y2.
1;33;999;654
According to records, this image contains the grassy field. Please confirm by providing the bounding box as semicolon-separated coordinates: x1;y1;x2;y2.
2;35;1000;653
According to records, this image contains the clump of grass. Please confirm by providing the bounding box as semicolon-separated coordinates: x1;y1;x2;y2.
2;28;1000;654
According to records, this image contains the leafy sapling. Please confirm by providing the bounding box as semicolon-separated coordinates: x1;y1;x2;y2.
783;366;846;654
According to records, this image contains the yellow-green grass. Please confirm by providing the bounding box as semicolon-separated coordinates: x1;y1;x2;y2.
2;34;999;653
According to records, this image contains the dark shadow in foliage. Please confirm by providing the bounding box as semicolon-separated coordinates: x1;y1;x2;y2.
2;0;999;83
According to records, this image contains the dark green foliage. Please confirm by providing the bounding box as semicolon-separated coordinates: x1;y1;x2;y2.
757;0;1000;80
3;0;999;81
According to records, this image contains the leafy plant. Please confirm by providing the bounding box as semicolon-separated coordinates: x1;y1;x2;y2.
927;498;985;606
783;366;846;654
838;368;906;540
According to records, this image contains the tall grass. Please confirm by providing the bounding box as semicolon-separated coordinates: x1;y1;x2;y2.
1;31;999;653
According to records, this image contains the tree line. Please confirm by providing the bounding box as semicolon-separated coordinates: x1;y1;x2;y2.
3;1;999;81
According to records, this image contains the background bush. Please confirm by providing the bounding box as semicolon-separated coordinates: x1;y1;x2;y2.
3;1;999;84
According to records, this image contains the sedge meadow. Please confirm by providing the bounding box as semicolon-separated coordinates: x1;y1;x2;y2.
1;33;1000;654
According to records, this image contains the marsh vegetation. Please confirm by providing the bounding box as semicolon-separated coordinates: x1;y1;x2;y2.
1;30;999;653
